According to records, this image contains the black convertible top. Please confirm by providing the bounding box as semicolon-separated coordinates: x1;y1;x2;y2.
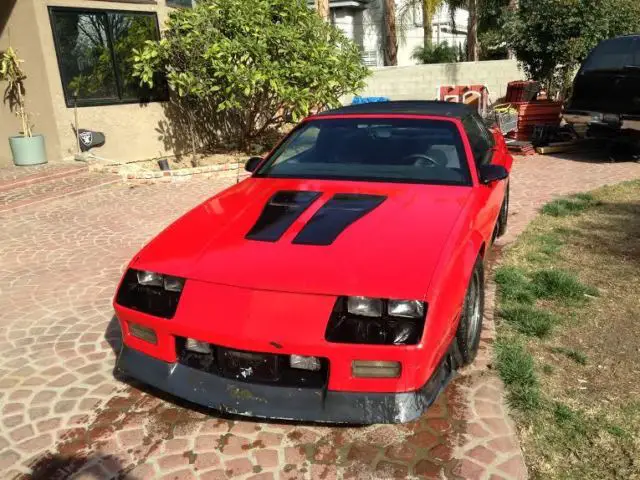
314;101;475;119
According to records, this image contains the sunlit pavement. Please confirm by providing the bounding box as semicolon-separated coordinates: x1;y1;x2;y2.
1;154;639;479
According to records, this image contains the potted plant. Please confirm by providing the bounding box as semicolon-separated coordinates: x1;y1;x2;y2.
0;47;47;166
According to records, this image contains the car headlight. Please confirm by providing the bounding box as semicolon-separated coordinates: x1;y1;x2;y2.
116;269;185;319
326;296;427;345
388;300;424;318
347;296;382;317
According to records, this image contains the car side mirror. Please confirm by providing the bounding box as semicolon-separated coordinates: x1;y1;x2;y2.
245;157;263;173
478;164;509;185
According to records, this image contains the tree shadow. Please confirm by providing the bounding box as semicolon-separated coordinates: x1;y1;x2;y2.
0;0;17;37
569;200;640;269
156;97;282;160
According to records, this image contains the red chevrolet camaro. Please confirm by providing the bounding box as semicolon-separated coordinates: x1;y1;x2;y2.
114;101;513;424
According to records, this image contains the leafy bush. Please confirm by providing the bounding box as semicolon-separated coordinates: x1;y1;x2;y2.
412;41;460;64
503;0;640;97
133;0;369;148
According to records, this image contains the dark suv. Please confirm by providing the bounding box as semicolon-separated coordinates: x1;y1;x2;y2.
564;35;640;138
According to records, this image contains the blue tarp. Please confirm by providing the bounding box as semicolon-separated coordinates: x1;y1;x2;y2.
351;96;390;105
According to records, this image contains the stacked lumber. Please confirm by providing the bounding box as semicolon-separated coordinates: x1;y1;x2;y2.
506;140;537;156
506;101;563;141
505;81;541;103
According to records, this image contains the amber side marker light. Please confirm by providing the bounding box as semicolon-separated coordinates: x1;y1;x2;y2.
352;360;401;378
129;323;157;344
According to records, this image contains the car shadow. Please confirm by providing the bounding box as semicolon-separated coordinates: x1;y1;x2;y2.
547;138;640;164
19;452;127;480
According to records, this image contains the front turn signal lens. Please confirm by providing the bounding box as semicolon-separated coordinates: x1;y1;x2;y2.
352;360;401;378
129;323;157;344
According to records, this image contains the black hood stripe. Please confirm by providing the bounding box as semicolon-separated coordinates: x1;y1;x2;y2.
246;191;321;242
293;194;387;246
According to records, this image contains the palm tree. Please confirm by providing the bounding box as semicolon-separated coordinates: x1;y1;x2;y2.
399;0;479;60
315;0;330;21
383;0;399;65
467;0;478;60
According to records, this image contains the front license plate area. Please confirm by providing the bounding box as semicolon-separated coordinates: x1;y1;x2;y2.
218;348;281;382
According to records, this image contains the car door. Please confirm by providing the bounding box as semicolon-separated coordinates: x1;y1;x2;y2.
462;114;505;242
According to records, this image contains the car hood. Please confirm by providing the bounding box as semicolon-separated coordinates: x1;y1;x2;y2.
132;177;472;300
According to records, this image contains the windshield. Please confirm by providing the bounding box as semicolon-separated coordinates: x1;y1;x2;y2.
581;36;639;73
255;118;471;185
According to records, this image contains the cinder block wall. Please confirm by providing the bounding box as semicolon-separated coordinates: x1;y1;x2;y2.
357;59;523;104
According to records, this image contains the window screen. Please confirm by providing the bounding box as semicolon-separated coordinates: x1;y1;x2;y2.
49;8;168;107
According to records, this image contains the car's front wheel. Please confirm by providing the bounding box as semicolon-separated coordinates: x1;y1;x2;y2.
453;256;485;367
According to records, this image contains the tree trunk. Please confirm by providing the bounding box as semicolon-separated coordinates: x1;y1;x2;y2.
423;0;433;49
467;0;479;61
315;0;330;21
383;0;398;66
507;0;518;59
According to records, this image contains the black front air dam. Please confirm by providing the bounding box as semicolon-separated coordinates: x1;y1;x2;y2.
115;345;455;424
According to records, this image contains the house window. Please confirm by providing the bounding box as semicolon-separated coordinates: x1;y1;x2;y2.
167;0;193;7
49;7;168;107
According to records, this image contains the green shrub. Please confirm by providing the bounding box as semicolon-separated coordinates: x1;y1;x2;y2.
133;0;369;148
412;41;460;64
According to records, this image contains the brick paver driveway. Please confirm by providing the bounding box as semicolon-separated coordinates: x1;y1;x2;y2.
1;153;639;480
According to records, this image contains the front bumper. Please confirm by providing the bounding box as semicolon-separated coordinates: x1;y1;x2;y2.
116;344;454;424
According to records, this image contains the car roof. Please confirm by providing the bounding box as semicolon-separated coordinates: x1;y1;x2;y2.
312;101;476;119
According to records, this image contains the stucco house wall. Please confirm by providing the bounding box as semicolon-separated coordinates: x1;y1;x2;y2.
1;0;178;167
358;59;523;103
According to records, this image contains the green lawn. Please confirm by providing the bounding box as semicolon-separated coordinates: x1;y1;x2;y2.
493;180;640;479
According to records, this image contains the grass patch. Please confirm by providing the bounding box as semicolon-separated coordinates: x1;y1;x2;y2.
531;269;598;301
553;403;589;439
494;180;640;478
550;346;588;365
494;265;536;304
495;339;540;411
541;193;601;217
499;304;557;338
542;364;554;375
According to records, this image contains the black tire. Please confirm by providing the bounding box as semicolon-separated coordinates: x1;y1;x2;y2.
452;256;485;367
497;182;510;238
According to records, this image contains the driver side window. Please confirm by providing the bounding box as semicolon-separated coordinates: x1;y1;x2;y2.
462;115;493;166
